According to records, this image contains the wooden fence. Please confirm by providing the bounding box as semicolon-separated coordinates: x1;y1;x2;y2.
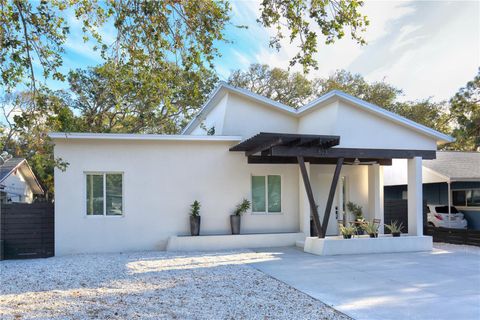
383;199;427;233
0;202;54;260
424;226;480;247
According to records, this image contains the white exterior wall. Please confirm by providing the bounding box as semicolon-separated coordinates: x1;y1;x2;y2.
54;139;300;255
2;171;34;203
298;101;438;150
220;93;298;138
191;94;228;135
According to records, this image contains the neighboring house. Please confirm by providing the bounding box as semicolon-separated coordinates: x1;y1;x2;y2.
384;151;480;229
0;158;44;204
50;82;453;255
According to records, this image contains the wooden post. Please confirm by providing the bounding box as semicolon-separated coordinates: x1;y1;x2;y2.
321;158;344;237
297;156;323;238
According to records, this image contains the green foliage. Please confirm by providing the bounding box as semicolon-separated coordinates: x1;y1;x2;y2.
346;201;363;219
447;68;480;151
229;64;315;109
67;61;217;133
339;223;356;237
361;220;379;235
258;0;369;73
233;198;251;216
385;220;404;234
314;69;402;109
0;0;230;92
190;200;201;217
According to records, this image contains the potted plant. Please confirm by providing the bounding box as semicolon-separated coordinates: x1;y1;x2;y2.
230;198;250;235
189;200;201;236
339;223;356;239
346;201;365;235
385;220;404;237
362;220;380;238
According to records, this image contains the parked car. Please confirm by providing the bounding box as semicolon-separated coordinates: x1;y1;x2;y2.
427;204;468;229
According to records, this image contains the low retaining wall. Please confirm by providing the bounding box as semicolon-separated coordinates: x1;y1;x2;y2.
304;235;432;256
166;232;305;251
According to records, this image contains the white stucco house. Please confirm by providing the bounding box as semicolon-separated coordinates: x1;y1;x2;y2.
50;82;454;256
0;158;43;204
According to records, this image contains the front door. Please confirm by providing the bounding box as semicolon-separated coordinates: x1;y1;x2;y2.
323;176;347;236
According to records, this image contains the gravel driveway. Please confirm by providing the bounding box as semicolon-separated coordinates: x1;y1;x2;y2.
0;250;349;320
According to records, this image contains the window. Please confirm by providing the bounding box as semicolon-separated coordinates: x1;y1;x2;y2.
86;173;123;216
251;175;281;213
452;189;480;208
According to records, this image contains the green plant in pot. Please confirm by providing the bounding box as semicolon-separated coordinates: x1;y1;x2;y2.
362;220;380;238
346;201;365;235
385;220;404;237
189;200;201;236
339;223;356;239
231;199;250;235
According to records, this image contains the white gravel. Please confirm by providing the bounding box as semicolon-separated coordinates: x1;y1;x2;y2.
0;250;350;320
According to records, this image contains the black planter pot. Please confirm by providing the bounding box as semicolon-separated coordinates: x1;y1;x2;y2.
392;232;401;237
369;233;378;238
343;234;352;239
190;216;201;236
230;215;241;234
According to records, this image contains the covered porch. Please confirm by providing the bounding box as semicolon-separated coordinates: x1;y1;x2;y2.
230;132;434;255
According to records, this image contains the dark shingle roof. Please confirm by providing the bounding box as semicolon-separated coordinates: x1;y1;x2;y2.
423;151;480;180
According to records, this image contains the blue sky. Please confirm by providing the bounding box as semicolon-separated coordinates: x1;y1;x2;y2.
47;0;480;102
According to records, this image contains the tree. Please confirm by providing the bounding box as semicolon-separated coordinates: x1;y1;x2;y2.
1;91;72;197
228;64;315;108
313;70;401;110
0;0;230;93
229;65;402;109
258;0;368;72
390;100;451;135
448;69;480;151
68;61;218;133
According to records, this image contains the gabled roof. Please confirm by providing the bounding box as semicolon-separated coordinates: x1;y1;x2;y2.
423;151;480;181
0;158;44;194
182;82;454;144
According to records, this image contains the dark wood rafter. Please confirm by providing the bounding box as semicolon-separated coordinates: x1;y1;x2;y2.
297;156;323;238
245;138;283;156
247;156;392;166
321;158;344;237
269;147;436;160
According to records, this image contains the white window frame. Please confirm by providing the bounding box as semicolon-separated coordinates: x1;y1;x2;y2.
84;172;124;217
251;174;283;215
452;188;480;209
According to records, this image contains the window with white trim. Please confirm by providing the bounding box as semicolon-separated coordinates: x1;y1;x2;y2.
86;173;123;216
251;175;281;213
452;189;480;208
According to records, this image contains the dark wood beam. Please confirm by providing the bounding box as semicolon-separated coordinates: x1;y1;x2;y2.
270;147;436;159
297;156;323;238
321;158;344;238
247;156;392;166
244;138;283;156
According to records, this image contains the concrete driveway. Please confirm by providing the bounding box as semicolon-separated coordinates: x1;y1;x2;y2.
251;244;480;320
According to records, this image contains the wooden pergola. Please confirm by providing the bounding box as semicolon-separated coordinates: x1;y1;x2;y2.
230;132;436;238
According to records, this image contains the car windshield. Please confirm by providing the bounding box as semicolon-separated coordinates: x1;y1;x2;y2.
435;206;459;214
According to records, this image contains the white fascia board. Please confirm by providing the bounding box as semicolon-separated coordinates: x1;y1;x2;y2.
299;90;455;144
48;132;242;142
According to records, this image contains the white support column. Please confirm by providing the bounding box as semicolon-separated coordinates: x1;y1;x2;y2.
408;157;423;236
299;162;311;236
368;164;384;233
